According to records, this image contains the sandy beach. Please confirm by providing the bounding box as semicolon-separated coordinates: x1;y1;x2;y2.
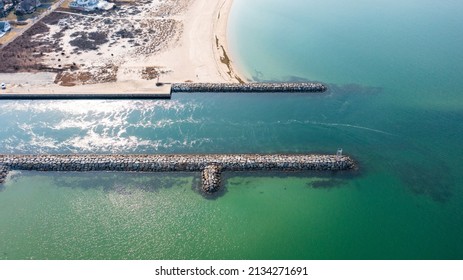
0;0;246;94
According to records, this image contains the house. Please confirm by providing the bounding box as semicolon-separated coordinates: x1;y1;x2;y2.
69;0;114;11
1;0;15;18
15;0;41;15
69;0;99;11
0;21;10;32
0;21;11;38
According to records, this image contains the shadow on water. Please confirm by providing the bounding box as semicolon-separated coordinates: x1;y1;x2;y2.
385;108;459;203
222;169;359;190
250;74;382;96
189;169;360;200
48;171;193;194
394;160;453;203
4;167;362;199
38;170;232;200
310;179;349;189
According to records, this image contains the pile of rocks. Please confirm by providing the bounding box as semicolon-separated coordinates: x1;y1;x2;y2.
171;82;327;93
0;165;9;184
201;165;222;194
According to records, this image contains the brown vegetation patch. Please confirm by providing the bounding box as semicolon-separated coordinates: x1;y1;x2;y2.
54;64;118;86
41;12;70;25
0;12;76;73
141;67;160;80
95;64;118;83
54;71;92;86
26;21;50;37
69;31;109;51
0;22;55;72
114;29;135;39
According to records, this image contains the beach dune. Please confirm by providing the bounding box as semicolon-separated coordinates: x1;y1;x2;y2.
0;0;245;94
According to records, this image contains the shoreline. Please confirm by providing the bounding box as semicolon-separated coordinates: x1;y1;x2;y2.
213;0;247;83
154;0;247;84
0;0;248;94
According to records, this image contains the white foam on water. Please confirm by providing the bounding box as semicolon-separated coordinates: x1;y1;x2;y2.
0;100;207;153
276;119;396;136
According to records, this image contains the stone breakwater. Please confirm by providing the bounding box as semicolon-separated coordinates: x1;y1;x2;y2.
0;154;355;194
0;83;328;100
0;165;8;184
171;82;327;93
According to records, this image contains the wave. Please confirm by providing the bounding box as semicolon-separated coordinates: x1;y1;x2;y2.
275;120;396;136
0;99;210;153
2;131;215;153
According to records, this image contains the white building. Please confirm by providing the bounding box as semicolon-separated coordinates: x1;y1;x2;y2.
69;0;114;11
0;21;11;38
69;0;99;11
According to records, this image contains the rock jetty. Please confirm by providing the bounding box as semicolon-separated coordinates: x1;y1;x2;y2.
0;154;355;194
201;165;222;194
0;165;9;184
171;82;327;93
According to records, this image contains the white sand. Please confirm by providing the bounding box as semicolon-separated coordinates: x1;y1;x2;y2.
0;0;246;94
154;0;244;83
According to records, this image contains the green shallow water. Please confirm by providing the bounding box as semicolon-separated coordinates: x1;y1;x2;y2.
0;172;463;259
1;0;463;259
2;170;462;260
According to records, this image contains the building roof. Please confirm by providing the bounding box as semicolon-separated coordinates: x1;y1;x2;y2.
0;21;10;32
16;0;41;14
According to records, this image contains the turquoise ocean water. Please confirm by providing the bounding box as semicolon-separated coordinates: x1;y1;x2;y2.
1;0;463;259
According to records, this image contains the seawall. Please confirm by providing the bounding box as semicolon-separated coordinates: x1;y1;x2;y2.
0;93;172;100
171;82;327;93
0;153;355;194
0;83;327;100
